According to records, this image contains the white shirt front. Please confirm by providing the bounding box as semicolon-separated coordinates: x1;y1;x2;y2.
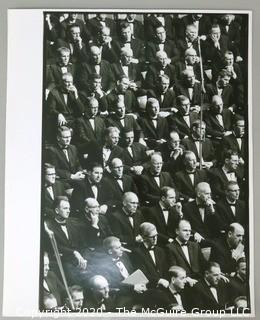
89;118;95;130
222;167;237;182
102;147;111;167
122;65;129;77
127;146;133;157
154;176;160;187
183;115;191;127
46;186;54;200
159;43;164;51
61;66;68;74
188;88;193;100
91;185;98;199
116;260;129;279
236;137;242;150
63;148;70;162
61;225;69;239
94;65;100;75
216;114;224;127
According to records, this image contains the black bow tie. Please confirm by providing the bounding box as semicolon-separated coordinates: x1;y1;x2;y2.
57;221;67;226
229;203;236;207
152;173;160;177
116;177;123;181
198;204;205;209
180;242;188;246
149;246;155;251
162;209;168;212
91;182;98;187
187;171;195;174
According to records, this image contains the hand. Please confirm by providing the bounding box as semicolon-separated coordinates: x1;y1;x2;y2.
202;161;214;169
73;251;87;270
236;56;243;63
57;113;67;126
219;274;230;283
174;202;183;218
71;171;85;181
159;111;171;118
156;139;166;144
134;283;147;293
131;58;139;64
129;82;138;91
194;232;205;243
95;87;104;97
190;105;201;113
158;279;169;288
135;234;143;243
168;238;174;243
138;138;147;147
170;148;183;159
90;212;99;228
224;131;232;136
99;204;108;215
239;157;244;165
68;85;78;99
185;277;198;287
76;36;83;49
205;198;216;214
131;166;144;175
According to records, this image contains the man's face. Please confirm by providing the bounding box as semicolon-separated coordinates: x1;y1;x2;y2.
59;51;70;66
223;14;233;25
237;262;246;278
193;124;206;139
186;52;197;65
206;266;221;287
86;199;100;218
70;27;81;42
159;78;170;93
121;51;133;65
226;184;240;202
176;221;191;243
211;27;221;41
62;75;73;92
94;279;110;300
91;78;102;92
226;155;239;171
211;97;223;114
118;78;129;93
156;27;166;43
180;99;190;115
71;291;84;309
110;240;123;258
234;120;245;137
157;53;168;68
218;75;230;88
143;228;158;248
172;270;187;290
151;156;163;175
57;130;72;148
97;14;106;21
162;189;176;208
43;255;50;278
185;71;196;87
106;132;119;147
127;14;136;21
45;167;56;185
89;101;99;117
121;27;132;42
124;131;134;146
100;28;110;44
186;26;198;42
69;13;77;21
198;185;212;203
224;54;234;66
111;159;124;178
169;133;180;149
91;48;102;65
229;227;244;248
185;153;197;171
123;195;139;215
56;200;70;220
116;103;126;118
89;167;103;184
148;101;160;118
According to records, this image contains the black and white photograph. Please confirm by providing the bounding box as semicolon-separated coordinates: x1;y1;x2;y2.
3;8;254;317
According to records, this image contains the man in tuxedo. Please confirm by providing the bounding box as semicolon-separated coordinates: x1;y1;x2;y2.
64;285;84;312
106;75;138;114
76;45;115;93
144;186;183;246
46;46;76;91
84;275;115;312
111;47;142;86
167;220;206;283
145;25;178;64
168;95;199;139
44;163;67;218
124;14;144;40
85;126;124;170
215;181;246;232
105;158;138;210
209;149;242;199
108;192;144;249
157;130;185;174
138;152;176;206
76;197;113;252
145;51;176;90
174;151;209;202
87;13;116;39
188;262;229;311
121;129;149;176
183;182;220;246
223;116;245;163
181;120;216;169
59;13;88;42
74;96;106;150
210;223;245;275
46;126;85;187
105;99;143;145
138;98;169;150
148;74;176;111
174;69;202;110
144;14;176;42
228;257;247;304
71;162;111;216
131;222;169;289
176;24;200;58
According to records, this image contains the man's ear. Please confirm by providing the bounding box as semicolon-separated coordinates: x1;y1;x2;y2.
108;249;113;255
54;207;59;215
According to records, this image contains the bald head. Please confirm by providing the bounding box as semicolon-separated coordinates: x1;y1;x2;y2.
89;275;109;300
196;182;212;203
211;95;223;114
122;192;139;215
227;223;245;249
140;222;157;237
90;46;102;64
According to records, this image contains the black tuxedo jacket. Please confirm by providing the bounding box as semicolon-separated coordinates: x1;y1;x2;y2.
86;17;116;37
204;109;233;139
144;205;181;245
157;142;185;173
55;38;88;63
71;177;113;214
111;62;141;83
138;115;169;149
106;89;138;114
158;287;190;311
44;271;65;306
222;133;245;159
148;88;176;111
138;171;176;206
174;169;209;201
74;116;106;146
176;38;200;57
181;137;216;163
167;239;206;278
113;38;145;63
46;62;77;90
108;208;144;248
183;200;220;240
144;15;175;41
145;63;176;90
228;274;247;303
188;278;229;311
220;20;241;57
79;89;108;112
104;173;138;208
146;39;178;64
205;83;235;109
44;180;66;218
175;14;212;39
76;60;115;92
131;244;169;288
173;60;201;83
46;144;82;180
168;111;199;139
215;198;246;231
122;142;149;173
174;82;202;106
